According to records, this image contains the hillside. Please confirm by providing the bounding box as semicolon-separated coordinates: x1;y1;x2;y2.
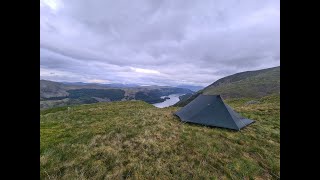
40;80;69;99
175;66;280;107
40;80;193;109
41;94;279;179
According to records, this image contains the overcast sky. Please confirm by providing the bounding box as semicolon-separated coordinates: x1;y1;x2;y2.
40;0;279;86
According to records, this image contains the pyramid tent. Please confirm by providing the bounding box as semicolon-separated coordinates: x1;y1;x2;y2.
174;94;254;131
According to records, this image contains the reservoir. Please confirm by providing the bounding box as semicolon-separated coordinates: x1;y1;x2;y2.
152;94;184;108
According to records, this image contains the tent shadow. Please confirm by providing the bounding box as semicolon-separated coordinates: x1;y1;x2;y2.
172;113;255;132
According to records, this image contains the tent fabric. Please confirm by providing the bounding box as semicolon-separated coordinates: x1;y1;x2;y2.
174;94;254;131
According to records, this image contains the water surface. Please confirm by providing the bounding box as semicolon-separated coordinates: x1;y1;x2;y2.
152;94;184;108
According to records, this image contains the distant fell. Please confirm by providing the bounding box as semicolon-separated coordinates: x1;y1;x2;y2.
40;80;68;99
175;66;280;106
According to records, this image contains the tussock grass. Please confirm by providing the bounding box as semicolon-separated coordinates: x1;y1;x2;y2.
40;95;280;179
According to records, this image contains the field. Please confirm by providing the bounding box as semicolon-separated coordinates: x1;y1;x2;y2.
40;94;280;179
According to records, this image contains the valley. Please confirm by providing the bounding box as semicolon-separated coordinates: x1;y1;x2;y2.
40;80;194;109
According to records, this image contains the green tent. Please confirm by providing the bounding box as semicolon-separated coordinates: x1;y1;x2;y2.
174;94;254;131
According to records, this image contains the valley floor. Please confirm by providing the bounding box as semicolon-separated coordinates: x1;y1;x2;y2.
40;94;280;179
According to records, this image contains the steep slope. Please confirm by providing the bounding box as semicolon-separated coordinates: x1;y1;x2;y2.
202;66;280;98
175;66;280;107
41;94;280;179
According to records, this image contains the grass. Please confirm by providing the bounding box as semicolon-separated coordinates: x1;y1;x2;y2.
203;67;280;99
40;94;280;179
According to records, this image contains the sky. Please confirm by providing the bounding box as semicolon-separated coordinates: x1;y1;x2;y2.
40;0;280;87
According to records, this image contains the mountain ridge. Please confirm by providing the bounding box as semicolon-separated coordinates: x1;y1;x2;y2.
175;66;280;106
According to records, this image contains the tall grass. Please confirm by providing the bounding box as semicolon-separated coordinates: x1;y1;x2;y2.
40;94;280;179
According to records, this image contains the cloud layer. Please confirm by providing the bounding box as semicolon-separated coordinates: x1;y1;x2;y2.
40;0;280;86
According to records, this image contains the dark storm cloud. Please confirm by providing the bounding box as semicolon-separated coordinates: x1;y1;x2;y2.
40;0;279;86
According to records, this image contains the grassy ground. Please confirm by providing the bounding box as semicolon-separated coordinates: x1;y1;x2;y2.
40;95;280;179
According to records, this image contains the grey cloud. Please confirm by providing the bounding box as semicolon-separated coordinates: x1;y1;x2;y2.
40;0;279;86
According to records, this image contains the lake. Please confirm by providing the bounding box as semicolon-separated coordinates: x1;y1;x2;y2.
152;94;184;108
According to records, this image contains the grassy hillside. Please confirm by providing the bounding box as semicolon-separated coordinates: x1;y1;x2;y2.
175;66;280;107
203;66;280;98
41;94;280;179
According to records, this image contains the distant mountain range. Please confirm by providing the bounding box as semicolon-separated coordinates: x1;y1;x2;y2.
175;85;204;92
40;80;193;109
61;82;203;90
175;66;280;106
61;82;140;88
